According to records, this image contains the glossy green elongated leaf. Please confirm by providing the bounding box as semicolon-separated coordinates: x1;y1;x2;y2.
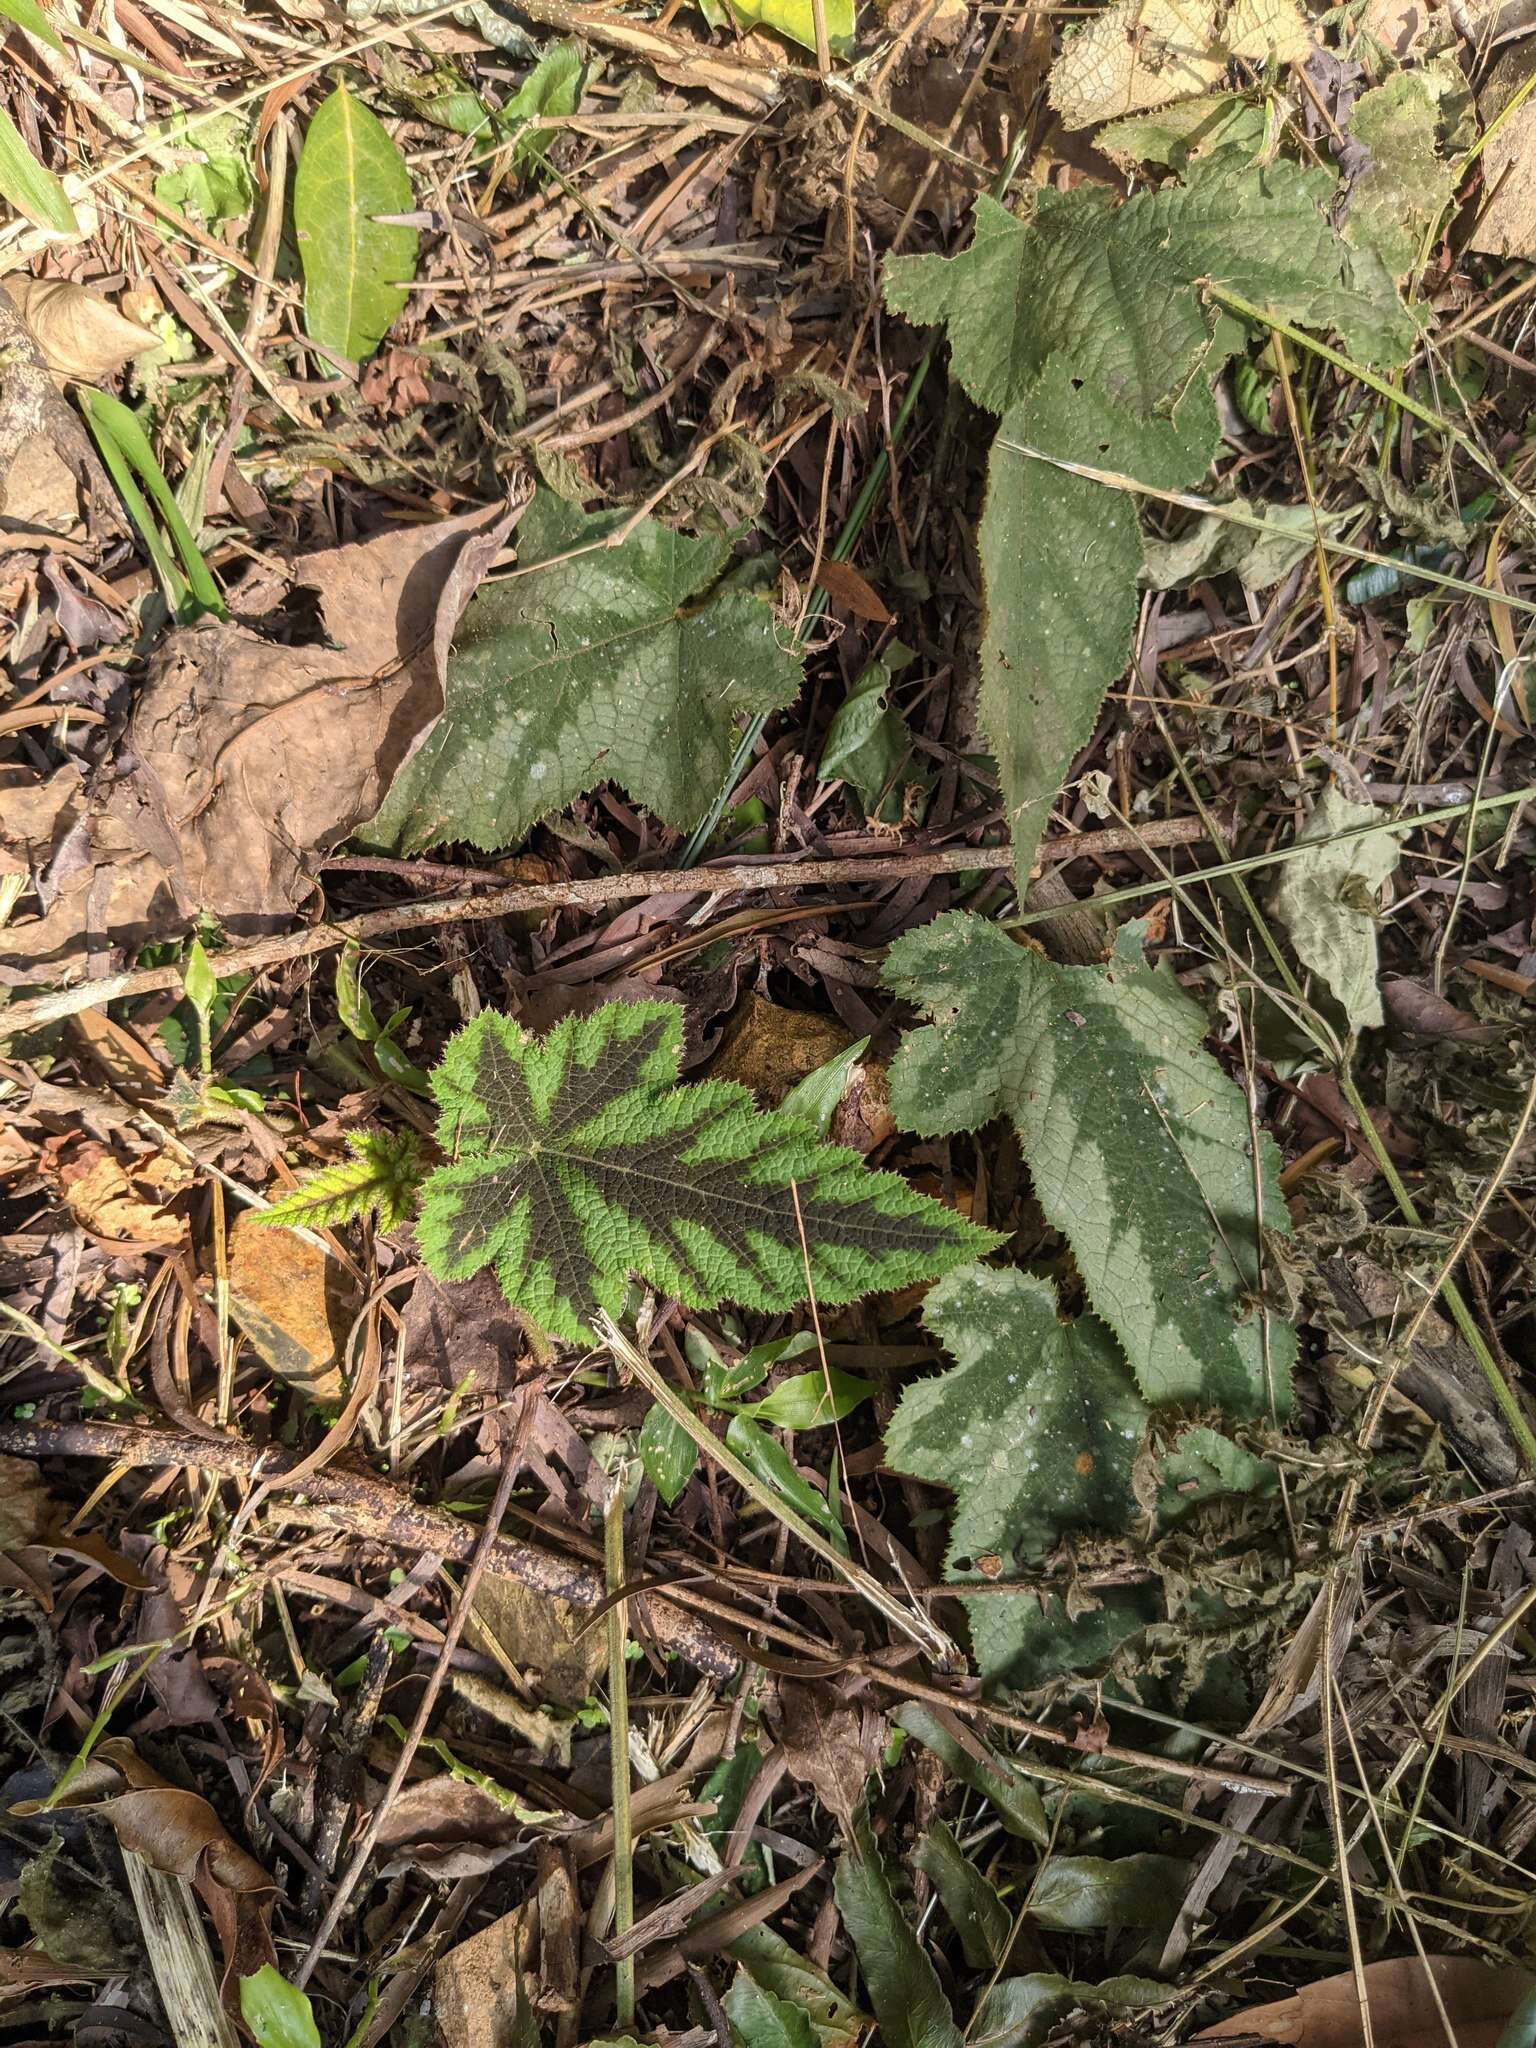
75;388;226;618
371;490;805;853
258;1130;425;1234
0;105;78;235
914;1823;1011;1969
970;1976;1169;2048
885;917;1296;1416
834;1818;964;2048
726;1415;848;1555
893;1701;1047;1844
239;1967;322;2048
733;1365;873;1429
294;81;418;364
638;1402;698;1505
416;1001;994;1344
0;0;63;50
1272;785;1398;1031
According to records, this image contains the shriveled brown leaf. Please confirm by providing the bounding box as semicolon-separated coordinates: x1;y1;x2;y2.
1196;1957;1535;2048
777;1680;883;1832
2;502;517;981
709;995;857;1107
372;1775;536;1880
12;1737;277;1984
0;1947;106;2000
1469;46;1536;257
814;560;894;624
227;1212;359;1402
1382;978;1500;1043
6;278;159;384
470;1573;608;1707
45;1139;192;1249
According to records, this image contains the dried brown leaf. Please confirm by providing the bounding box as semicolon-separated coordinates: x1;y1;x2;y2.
6;279;159;384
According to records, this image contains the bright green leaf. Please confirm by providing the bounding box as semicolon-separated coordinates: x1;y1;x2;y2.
0;0;63;50
1140;498;1349;593
780;1036;871;1138
239;1966;322;2048
728;0;854;53
834;1817;964;2048
258;1129;426;1234
294;80;418;364
1097;92;1265;169
734;1365;874;1430
370;490;805;853
0;106;78;236
182;938;219;1017
1272;785;1398;1031
153;111;255;225
639;1402;698;1504
885;916;1296;1415
1343;63;1468;283
726;1414;849;1555
416;1001;994;1345
495;39;585;172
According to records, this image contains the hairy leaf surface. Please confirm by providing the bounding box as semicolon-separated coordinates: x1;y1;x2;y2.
885;916;1295;1414
372;492;803;852
417;1001;993;1342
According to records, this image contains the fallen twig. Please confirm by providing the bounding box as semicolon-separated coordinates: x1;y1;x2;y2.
0;821;1206;1038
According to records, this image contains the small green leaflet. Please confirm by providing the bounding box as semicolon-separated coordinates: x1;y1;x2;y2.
258;1130;425;1234
638;1404;697;1505
729;0;854;55
727;1415;848;1554
153;110;255;226
371;491;805;853
294;81;418;364
1272;785;1398;1031
416;1001;994;1344
0;105;79;237
780;1037;871;1138
239;1967;322;2048
894;1702;1047;1844
819;643;927;826
727;1927;866;2048
882;147;1414;886
885;915;1295;1415
496;39;585;173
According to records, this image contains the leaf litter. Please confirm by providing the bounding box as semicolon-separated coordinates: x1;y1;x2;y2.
2;0;1536;2041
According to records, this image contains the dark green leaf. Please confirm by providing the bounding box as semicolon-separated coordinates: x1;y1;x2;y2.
1029;1854;1189;1933
726;1972;819;2048
371;491;806;853
417;1002;993;1343
495;39;585;172
893;1701;1048;1845
727;1926;866;2048
914;1823;1011;1970
833;1818;964;2048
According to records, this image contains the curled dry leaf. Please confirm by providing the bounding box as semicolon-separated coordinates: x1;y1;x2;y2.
11;1737;277;1986
1196;1956;1535;2048
1048;0;1310;130
1;501;517;986
6;277;159;384
42;1137;193;1249
776;1680;885;1832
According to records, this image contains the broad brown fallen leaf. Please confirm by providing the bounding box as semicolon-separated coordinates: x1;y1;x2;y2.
2;501;517;984
709;994;857;1106
6;278;160;384
1469;43;1536;258
10;1736;277;1987
372;1775;535;1880
227;1212;358;1403
0;284;123;544
777;1679;884;1832
44;1138;192;1250
1196;1956;1535;2048
436;1899;538;2048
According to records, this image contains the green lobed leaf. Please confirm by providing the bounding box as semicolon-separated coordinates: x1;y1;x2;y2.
833;1818;964;2048
883;147;1414;885
1272;785;1398;1031
0;105;79;236
294;81;418;364
1343;63;1468;284
416;1000;994;1344
258;1130;425;1234
1140;499;1349;593
370;490;805;853
981;367;1220;876
885;916;1296;1415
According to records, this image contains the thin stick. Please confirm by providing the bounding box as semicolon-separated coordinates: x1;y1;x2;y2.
294;1433;523;1985
0;825;1205;1038
605;1473;637;2031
